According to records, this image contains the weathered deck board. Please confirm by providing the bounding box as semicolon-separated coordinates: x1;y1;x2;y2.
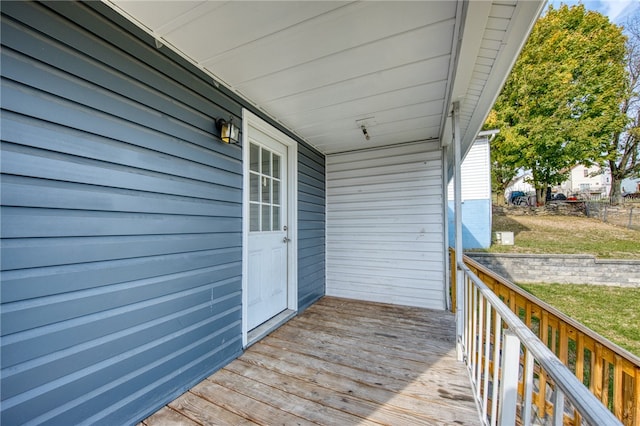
141;297;480;425
168;392;255;425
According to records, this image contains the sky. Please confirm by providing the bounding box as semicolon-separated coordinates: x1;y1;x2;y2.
548;0;640;25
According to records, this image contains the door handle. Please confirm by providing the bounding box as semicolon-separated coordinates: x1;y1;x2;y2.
283;237;291;243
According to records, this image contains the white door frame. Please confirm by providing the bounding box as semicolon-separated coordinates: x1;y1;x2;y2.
242;109;298;347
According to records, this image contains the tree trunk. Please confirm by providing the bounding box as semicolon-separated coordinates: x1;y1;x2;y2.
495;182;511;206
536;187;547;206
609;175;623;204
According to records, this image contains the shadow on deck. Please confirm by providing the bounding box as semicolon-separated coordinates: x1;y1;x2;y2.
141;297;480;425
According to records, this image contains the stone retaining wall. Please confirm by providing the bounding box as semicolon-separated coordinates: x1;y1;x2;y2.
493;202;640;230
466;253;640;287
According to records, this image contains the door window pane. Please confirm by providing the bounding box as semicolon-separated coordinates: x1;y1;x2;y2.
262;149;271;177
261;177;271;204
250;203;260;231
272;154;280;179
272;179;280;205
261;205;271;231
250;143;260;172
250;173;259;202
272;205;280;230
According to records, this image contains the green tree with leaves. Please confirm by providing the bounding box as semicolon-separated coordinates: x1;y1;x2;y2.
489;5;628;204
608;12;640;203
484;111;519;205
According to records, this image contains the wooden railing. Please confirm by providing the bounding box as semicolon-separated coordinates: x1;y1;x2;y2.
450;249;640;425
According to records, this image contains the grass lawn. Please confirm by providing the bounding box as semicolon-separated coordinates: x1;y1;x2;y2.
474;213;640;357
486;214;640;259
517;283;640;357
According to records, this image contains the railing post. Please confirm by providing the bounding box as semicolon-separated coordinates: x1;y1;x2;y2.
499;330;520;425
552;387;565;426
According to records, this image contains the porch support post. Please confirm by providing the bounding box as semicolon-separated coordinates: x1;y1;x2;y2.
442;142;451;312
452;101;464;361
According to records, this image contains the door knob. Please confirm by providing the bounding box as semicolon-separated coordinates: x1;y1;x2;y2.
283;237;291;243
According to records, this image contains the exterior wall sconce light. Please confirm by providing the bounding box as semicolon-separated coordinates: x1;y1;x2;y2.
216;117;240;145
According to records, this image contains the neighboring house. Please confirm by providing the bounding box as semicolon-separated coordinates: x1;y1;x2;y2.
506;164;613;202
506;171;535;198
0;2;544;424
559;164;611;197
622;177;640;194
447;131;494;249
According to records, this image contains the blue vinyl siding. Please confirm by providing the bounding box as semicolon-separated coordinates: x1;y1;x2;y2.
297;144;326;311
1;1;324;424
0;2;242;425
447;199;492;249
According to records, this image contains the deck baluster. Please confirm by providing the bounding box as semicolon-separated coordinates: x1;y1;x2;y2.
498;330;520;425
482;300;492;421
522;348;535;426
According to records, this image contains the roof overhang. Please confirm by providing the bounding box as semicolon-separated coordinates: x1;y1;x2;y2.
104;0;544;167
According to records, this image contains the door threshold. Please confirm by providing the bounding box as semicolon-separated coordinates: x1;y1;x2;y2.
246;309;296;348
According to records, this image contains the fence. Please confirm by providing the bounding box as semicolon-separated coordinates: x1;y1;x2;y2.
585;202;640;230
501;193;640;229
450;249;640;425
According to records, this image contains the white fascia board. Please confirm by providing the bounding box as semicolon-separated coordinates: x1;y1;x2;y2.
461;1;546;147
440;1;492;148
443;0;545;180
449;1;493;105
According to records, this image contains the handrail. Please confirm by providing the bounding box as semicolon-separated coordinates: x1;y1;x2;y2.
458;261;622;425
463;255;640;368
450;248;639;425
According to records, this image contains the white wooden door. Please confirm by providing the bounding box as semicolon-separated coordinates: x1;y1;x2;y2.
247;132;289;330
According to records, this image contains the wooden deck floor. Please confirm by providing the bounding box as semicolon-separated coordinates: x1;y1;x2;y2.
141;297;481;425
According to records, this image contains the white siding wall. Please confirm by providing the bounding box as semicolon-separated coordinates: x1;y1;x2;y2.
447;136;490;201
326;142;445;310
564;165;611;196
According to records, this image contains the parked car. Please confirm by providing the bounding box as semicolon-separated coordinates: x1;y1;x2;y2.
508;191;526;205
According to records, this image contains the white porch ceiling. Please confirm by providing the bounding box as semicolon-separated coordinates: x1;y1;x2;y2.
105;1;544;157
